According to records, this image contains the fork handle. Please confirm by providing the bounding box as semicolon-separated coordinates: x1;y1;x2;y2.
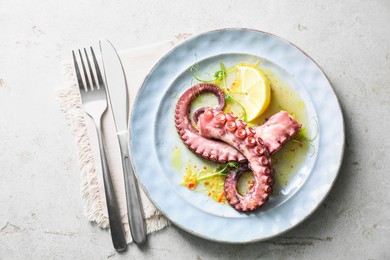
96;123;127;252
118;133;147;245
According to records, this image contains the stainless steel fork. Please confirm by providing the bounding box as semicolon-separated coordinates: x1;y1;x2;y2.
72;47;127;252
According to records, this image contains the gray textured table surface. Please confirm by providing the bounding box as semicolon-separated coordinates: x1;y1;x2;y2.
1;0;389;259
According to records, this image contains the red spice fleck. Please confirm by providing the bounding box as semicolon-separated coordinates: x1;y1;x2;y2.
217;192;224;202
216;192;226;203
188;182;195;189
248;180;254;191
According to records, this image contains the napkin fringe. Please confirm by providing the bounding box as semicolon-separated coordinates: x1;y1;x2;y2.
57;63;109;228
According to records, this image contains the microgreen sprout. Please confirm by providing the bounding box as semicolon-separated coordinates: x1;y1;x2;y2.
219;62;248;122
234;99;248;122
197;162;239;181
190;60;228;83
293;117;319;157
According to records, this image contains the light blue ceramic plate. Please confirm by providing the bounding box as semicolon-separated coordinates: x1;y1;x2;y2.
130;28;344;243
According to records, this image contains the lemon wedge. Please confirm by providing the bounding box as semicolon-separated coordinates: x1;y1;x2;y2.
228;64;271;122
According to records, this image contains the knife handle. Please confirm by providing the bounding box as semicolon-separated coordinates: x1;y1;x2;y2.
95;123;127;251
118;133;147;245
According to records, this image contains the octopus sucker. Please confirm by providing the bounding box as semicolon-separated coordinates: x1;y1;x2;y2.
195;146;204;155
218;152;229;163
198;108;275;212
209;154;217;161
227;154;238;162
181;133;188;140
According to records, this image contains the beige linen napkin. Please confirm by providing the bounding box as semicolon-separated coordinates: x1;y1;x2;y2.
57;39;182;243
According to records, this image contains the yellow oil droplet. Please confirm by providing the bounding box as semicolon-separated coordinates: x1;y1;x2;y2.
171;147;183;170
298;101;305;110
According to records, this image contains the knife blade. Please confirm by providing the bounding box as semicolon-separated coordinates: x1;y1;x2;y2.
100;39;147;245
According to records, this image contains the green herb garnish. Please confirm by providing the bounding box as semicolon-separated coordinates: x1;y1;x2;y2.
293;118;319;157
198;162;239;181
190;60;228;83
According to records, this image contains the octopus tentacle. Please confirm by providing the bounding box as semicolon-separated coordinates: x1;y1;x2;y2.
254;111;302;154
198;108;274;212
174;83;246;163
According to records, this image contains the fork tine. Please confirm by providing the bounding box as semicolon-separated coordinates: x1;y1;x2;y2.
84;48;97;90
78;49;92;91
72;50;85;91
90;47;105;89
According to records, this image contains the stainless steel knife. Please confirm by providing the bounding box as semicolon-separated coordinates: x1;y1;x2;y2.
100;39;147;245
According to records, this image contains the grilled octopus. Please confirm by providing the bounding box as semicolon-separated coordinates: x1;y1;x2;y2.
174;83;301;212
